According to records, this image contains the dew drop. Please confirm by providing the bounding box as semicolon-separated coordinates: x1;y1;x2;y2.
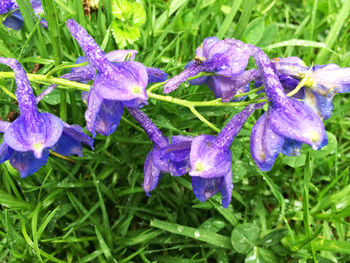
194;231;200;238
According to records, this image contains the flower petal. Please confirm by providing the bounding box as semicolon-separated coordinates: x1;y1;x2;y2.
3;10;24;30
143;149;162;196
95;100;123;136
106;50;138;62
189;135;232;178
146;67;168;84
250;113;285;172
268;98;325;149
51;122;94;156
0;120;10;133
9;149;49;178
84;85;103;137
191;168;233;208
0;143;13;163
281;138;303;156
96;62;148;104
4;113;63;159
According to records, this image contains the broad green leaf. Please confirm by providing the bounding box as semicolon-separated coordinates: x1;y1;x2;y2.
231;223;260;254
259;228;287;248
243;17;265;45
283;154;306;168
245;246;278;263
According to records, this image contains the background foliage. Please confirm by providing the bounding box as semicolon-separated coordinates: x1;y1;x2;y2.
1;0;350;262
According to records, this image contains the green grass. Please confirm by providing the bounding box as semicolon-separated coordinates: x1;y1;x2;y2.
0;0;350;262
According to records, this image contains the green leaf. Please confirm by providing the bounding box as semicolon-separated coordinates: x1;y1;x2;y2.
245;246;278;263
112;0;146;26
257;24;278;47
259;229;287;248
243;17;265;45
231;223;260;254
111;20;141;48
150;219;232;249
282;154;306;168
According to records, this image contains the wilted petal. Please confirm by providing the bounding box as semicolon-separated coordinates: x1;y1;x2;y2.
9;149;49;178
95;100;123;136
189;135;232;178
143;149;162;196
4;113;63;159
250;113;285;172
268;98;325;149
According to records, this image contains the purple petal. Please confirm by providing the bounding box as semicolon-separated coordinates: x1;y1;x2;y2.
191;168;233;208
95;100;123;136
96;61;148;104
268;98;325;149
189;135;232;178
3;10;24;30
84;85;103;137
51;122;94;156
106;50;138;62
9;149;49;178
143;149;162;195
250;113;285;172
151;147;170;173
313;67;350;95
0;120;10;133
304;89;333;120
4;113;63;159
0;0;15;14
146;67;168;84
0;143;13;163
281;138;303;156
196;37;220;58
206;39;250;77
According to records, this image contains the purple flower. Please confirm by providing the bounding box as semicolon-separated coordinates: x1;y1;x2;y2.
273;57;350;120
0;57;93;177
41;48;167;136
0;0;15;14
2;0;47;30
66;19;168;137
164;37;251;94
189;103;262;208
248;48;326;171
126;107;192;195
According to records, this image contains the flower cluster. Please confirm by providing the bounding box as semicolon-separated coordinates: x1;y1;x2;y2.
1;19;349;207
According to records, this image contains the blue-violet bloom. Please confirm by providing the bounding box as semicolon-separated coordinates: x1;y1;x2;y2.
1;0;47;30
164;37;251;96
248;47;326;171
127;107;192;196
66;19;155;137
0;57;93;177
189;103;262;208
